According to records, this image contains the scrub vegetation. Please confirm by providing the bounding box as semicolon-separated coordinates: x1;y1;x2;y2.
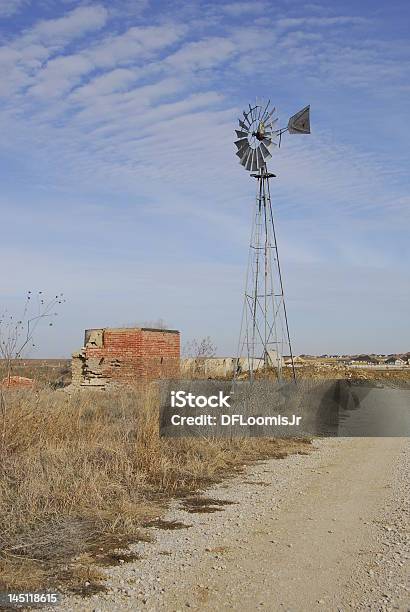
0;382;310;594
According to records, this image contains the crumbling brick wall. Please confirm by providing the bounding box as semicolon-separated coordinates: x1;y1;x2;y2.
71;327;180;389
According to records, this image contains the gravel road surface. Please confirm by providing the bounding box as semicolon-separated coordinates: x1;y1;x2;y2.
52;437;409;612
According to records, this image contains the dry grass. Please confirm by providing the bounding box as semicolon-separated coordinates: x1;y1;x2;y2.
0;359;71;388
0;384;310;594
285;364;410;384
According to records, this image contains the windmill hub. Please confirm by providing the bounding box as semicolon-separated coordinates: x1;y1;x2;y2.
253;121;266;140
235;104;278;172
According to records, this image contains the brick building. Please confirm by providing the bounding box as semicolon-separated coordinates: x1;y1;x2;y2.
72;327;180;389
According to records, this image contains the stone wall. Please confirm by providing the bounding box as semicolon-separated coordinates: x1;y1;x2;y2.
181;352;285;379
71;327;180;389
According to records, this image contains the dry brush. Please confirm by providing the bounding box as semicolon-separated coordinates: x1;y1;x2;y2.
0;384;310;593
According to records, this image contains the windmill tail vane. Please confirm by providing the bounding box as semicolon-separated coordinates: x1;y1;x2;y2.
287;105;311;134
234;100;311;384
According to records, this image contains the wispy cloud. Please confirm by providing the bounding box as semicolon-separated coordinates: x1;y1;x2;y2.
3;21;186;100
0;5;109;98
276;16;369;30
23;5;108;45
0;0;409;355
221;2;268;17
165;37;236;70
0;0;28;18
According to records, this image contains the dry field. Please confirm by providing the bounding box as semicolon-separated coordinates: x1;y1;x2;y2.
0;359;71;388
1;360;408;597
284;363;410;385
0;381;310;596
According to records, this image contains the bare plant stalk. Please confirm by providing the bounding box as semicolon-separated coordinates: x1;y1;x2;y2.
183;336;217;359
0;291;65;453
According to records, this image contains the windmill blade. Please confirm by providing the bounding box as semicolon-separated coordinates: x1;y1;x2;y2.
259;142;272;160
265;131;278;141
262;106;276;123
243;110;252;127
265;132;277;146
248;104;255;123
251;151;259;171
266;106;276;120
245;150;254;171
261;99;271;122
235;138;248;148
242;149;251;169
236;142;250;158
236;138;250;154
263;132;276;141
236;138;250;152
265;118;278;133
240;148;252;167
236;145;250;160
235;129;248;139
239;149;250;167
249;156;256;172
236;145;250;159
239;119;248;131
262;137;272;147
256;147;265;169
236;143;250;157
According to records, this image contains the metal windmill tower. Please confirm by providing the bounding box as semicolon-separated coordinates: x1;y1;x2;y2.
234;101;310;382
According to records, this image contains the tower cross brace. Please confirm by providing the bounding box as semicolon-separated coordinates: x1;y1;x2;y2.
235;165;296;382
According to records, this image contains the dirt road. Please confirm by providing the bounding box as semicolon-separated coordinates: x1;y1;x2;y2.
55;437;409;611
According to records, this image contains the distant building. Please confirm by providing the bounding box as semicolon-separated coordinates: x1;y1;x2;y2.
72;327;180;389
181;351;285;378
349;355;378;365
385;356;406;366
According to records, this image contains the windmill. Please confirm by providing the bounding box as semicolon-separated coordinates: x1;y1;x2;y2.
234;101;310;383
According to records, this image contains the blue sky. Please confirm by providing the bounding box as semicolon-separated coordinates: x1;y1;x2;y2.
0;0;409;357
